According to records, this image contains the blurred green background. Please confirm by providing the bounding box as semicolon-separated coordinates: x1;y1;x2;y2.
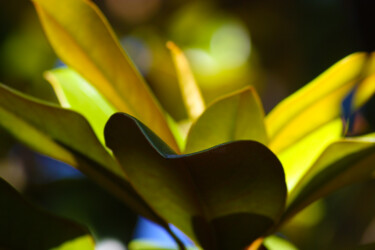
0;0;375;249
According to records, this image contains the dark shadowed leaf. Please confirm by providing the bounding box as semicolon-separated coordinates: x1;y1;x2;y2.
32;0;179;152
284;133;375;223
0;177;94;249
185;87;268;154
105;113;286;249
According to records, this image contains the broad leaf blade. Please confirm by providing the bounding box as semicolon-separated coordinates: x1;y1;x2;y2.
284;134;375;223
185;87;268;153
0;83;164;225
266;53;368;153
0;83;120;177
278;119;342;191
0;177;94;249
105;113;286;249
167;41;205;120
32;0;179;152
45;67;117;145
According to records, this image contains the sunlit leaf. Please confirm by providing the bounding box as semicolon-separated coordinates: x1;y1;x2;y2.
278;119;342;191
105;113;286;249
0;83;164;225
263;235;299;250
0;177;94;249
284;133;375;223
167;41;205;121
45;67;117;145
32;0;179;152
266;53;368;153
353;72;375;111
128;239;200;250
185;87;268;153
128;240;175;250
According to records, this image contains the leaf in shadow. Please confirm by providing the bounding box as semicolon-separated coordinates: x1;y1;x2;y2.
0;177;94;249
105;113;287;249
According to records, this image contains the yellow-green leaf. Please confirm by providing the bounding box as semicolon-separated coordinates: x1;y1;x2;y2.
266;53;368;153
45;67;117;145
167;41;205;121
185;87;268;153
263;235;299;250
0;177;95;250
284;133;375;223
0;83;164;225
32;0;179;152
278;119;342;192
105;113;286;249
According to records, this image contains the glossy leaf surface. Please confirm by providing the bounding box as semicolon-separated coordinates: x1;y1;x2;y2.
0;177;94;249
185;87;268;153
33;0;179;152
167;41;205;120
46;67;117;144
0;83;163;225
284;133;375;222
266;53;367;153
105;113;286;249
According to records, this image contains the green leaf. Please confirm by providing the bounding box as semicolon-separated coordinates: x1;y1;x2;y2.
167;41;205;121
128;240;200;250
45;67;117;145
263;235;299;250
0;83;120;177
283;133;375;223
266;53;368;154
105;113;286;250
0;177;94;249
185;87;268;154
278;119;342;191
32;0;179;152
0;83;164;226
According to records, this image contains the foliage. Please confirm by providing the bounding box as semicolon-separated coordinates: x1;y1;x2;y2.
0;0;375;249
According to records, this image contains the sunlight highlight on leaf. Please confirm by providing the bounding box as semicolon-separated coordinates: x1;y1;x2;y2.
284;133;375;223
167;41;205;120
185;87;268;153
266;53;368;153
45;67;117;145
32;0;179;152
278;119;342;192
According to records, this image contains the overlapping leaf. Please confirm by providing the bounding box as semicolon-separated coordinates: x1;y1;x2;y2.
105;113;286;249
0;177;94;249
185;87;268;153
0;83;163;225
284;133;375;223
45;67;116;145
32;0;179;152
266;53;368;154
